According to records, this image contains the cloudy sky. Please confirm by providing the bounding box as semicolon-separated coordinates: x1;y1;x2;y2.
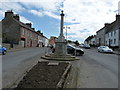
0;0;119;43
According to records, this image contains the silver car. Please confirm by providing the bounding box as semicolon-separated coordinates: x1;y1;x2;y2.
98;46;113;53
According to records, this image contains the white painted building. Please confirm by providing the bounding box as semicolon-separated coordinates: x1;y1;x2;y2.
90;36;96;46
105;15;120;48
42;36;49;47
38;35;43;47
105;29;119;47
96;26;106;46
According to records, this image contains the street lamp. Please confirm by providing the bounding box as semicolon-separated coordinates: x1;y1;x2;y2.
63;26;70;41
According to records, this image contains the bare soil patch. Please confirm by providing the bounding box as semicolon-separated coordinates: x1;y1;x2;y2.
15;61;69;88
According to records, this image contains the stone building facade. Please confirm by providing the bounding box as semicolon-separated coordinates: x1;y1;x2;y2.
90;36;96;46
96;26;106;46
2;10;44;48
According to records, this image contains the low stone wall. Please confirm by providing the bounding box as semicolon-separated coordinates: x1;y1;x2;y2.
2;43;23;50
2;43;10;50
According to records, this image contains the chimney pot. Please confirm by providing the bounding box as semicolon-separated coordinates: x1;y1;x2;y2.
13;14;19;21
26;23;32;28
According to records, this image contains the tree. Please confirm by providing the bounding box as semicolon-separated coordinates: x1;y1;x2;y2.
74;40;79;46
67;40;72;43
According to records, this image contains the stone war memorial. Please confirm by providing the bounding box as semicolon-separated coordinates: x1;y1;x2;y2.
41;11;79;61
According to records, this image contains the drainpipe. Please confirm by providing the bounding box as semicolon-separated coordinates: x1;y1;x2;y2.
118;27;120;54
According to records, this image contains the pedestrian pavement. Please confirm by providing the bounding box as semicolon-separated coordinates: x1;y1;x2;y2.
86;47;120;55
113;50;120;55
7;47;43;53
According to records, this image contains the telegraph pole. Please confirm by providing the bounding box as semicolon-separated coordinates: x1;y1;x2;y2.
64;26;70;41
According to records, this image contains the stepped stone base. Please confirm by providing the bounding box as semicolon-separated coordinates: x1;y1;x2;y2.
41;53;79;61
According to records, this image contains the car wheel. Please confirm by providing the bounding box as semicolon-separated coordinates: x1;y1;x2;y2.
2;52;5;55
2;51;6;55
76;52;80;56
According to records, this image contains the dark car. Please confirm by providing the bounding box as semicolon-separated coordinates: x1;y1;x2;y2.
67;44;84;56
0;45;7;55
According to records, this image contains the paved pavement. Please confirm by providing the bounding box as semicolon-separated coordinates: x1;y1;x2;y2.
64;48;118;88
113;50;120;55
2;47;48;88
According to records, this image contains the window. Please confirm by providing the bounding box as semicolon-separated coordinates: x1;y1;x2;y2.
24;30;26;35
30;32;32;37
114;30;116;36
114;39;116;44
111;40;112;44
22;28;25;35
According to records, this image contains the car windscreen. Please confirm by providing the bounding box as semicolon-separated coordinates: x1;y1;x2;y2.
67;45;75;49
102;46;109;49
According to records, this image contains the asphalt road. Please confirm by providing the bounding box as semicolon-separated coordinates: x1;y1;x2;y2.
2;47;48;88
64;48;118;88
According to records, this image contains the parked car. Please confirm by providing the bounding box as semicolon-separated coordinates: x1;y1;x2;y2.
51;44;84;56
79;44;85;48
84;44;90;49
0;45;7;55
67;44;84;56
98;46;113;53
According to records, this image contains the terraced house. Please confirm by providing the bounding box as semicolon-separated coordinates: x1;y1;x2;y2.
105;15;120;49
86;14;120;50
96;26;106;46
95;14;120;49
2;10;47;49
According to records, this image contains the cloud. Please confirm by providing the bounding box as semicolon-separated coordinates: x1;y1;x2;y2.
20;16;33;24
61;0;119;42
0;2;25;12
29;10;43;16
17;0;64;12
29;9;60;20
119;1;120;15
0;0;119;43
0;10;4;19
44;11;60;20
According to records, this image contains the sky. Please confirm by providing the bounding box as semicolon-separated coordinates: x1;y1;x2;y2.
0;0;119;43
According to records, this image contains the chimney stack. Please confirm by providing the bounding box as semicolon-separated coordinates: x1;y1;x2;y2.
105;23;110;27
116;14;120;21
5;10;13;18
32;28;35;30
37;30;41;33
26;23;32;28
13;14;19;21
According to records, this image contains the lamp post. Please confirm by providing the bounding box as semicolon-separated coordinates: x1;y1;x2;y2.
64;26;70;41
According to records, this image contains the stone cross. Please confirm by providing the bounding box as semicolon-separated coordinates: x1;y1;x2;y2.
41;10;79;60
60;10;64;37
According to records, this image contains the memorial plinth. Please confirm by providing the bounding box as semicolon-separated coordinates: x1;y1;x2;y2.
41;11;79;61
